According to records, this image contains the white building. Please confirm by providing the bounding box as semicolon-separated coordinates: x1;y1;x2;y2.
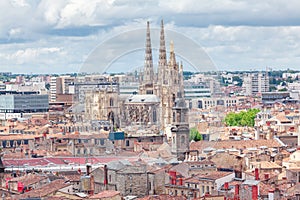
242;72;269;96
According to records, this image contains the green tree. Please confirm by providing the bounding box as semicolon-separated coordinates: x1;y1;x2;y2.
224;108;260;127
189;127;203;141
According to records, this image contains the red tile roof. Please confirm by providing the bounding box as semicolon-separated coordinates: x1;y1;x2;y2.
138;195;187;200
9;174;48;186
89;190;120;199
190;139;283;152
16;179;70;199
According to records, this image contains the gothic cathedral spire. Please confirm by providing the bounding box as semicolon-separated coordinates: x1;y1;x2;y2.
143;21;154;84
158;19;167;85
169;40;177;69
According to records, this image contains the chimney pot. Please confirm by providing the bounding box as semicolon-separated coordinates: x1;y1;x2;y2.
252;185;258;200
255;168;259;180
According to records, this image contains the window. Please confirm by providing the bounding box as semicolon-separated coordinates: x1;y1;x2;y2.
126;140;130;146
153;109;157;122
100;139;105;145
109;98;114;107
173;112;176;122
181;135;185;144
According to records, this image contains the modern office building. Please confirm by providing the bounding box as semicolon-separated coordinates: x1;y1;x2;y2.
184;82;211;100
0;93;49;114
50;76;75;102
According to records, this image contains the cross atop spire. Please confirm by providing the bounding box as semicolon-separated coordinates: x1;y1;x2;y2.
143;21;154;84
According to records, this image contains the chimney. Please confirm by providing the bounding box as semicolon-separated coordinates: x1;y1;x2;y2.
86;164;91;175
179;178;183;186
264;173;270;180
298;126;300;147
268;190;274;200
172;177;176;185
252;185;258;200
224;182;229;190
169;171;177;185
104;165;108;188
234;184;240;199
234;184;240;197
90;175;94;195
255;127;260;140
255;168;259;180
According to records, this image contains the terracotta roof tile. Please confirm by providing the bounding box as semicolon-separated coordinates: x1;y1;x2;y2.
197;171;233;180
190;139;282;152
138;195;187;200
16;179;70;199
89;190;120;199
9;174;48;186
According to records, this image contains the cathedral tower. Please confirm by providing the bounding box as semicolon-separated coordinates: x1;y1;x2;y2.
140;21;155;95
171;98;190;160
158;19;167;85
138;20;187;134
143;22;154;85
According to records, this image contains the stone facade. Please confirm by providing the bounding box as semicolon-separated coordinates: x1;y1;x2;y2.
138;20;185;132
171;98;190;159
92;161;166;197
85;88;120;128
123;95;160;126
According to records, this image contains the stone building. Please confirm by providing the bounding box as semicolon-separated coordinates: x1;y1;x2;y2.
92;161;147;197
138;20;185;132
171;98;190;160
85;87;120;129
82;20;186;135
123;94;160;126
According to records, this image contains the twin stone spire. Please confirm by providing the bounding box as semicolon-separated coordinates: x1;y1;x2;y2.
143;20;177;85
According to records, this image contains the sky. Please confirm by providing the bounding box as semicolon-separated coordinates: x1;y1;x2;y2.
1;0;300;74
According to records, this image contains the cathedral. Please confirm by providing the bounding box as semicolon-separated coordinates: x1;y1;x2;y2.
84;20;190;158
85;20;187;133
137;20;185;131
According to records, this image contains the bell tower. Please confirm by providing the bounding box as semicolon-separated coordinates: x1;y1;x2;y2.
139;21;155;95
171;98;190;160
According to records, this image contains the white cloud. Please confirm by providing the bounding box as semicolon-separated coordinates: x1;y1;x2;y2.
1;0;300;73
2;47;62;65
